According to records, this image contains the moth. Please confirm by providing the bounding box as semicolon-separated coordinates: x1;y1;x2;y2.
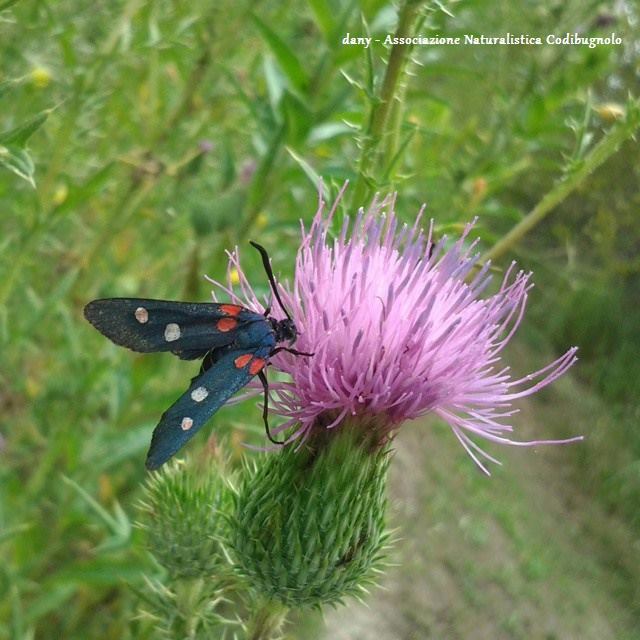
84;242;310;469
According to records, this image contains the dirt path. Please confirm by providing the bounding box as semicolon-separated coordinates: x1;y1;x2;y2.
307;367;638;639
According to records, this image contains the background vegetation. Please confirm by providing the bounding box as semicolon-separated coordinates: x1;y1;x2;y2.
1;0;638;638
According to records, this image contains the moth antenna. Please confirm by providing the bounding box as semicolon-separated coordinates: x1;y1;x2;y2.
249;241;292;321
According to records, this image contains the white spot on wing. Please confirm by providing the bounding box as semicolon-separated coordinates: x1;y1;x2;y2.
191;386;209;402
134;306;148;323
181;417;193;431
164;323;181;342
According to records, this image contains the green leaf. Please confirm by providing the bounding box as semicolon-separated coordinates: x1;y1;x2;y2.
0;523;32;544
0;145;36;187
23;585;77;625
263;54;286;112
191;188;247;236
51;558;148;586
219;138;236;189
0;109;50;146
61;475;132;545
0;0;22;10
281;90;313;146
52;161;116;215
87;421;155;473
252;14;308;93
0;79;19;100
286;147;322;189
306;0;336;41
308;121;354;145
223;66;263;125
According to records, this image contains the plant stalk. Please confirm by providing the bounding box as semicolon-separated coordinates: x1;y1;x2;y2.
351;0;427;206
246;601;288;640
481;104;640;263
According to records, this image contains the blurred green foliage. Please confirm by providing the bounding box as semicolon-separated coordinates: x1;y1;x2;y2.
0;0;638;637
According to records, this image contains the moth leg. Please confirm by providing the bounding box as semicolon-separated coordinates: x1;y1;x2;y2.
270;346;315;358
258;370;286;445
199;350;216;375
192;348;220;383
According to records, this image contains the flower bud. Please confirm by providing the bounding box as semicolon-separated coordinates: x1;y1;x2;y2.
595;102;625;122
231;425;390;607
138;460;230;579
30;66;52;88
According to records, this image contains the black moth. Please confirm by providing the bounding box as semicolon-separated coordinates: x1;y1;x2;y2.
84;242;311;469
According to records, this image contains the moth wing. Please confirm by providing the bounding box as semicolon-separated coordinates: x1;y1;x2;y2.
145;346;271;470
84;298;260;358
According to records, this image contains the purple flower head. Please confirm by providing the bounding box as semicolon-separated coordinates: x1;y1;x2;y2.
208;187;581;473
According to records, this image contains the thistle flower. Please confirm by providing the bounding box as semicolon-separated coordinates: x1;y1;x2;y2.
210;186;580;474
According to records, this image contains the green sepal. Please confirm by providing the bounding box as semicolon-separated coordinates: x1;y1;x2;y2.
230;425;391;607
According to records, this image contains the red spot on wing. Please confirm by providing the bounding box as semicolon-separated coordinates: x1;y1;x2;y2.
220;304;242;316
249;357;266;375
217;317;238;332
234;354;253;369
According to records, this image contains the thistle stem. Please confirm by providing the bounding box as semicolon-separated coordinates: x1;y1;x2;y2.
351;0;427;206
174;578;206;637
481;101;640;263
246;601;288;640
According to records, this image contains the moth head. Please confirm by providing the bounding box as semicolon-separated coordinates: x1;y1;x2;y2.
272;317;297;345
